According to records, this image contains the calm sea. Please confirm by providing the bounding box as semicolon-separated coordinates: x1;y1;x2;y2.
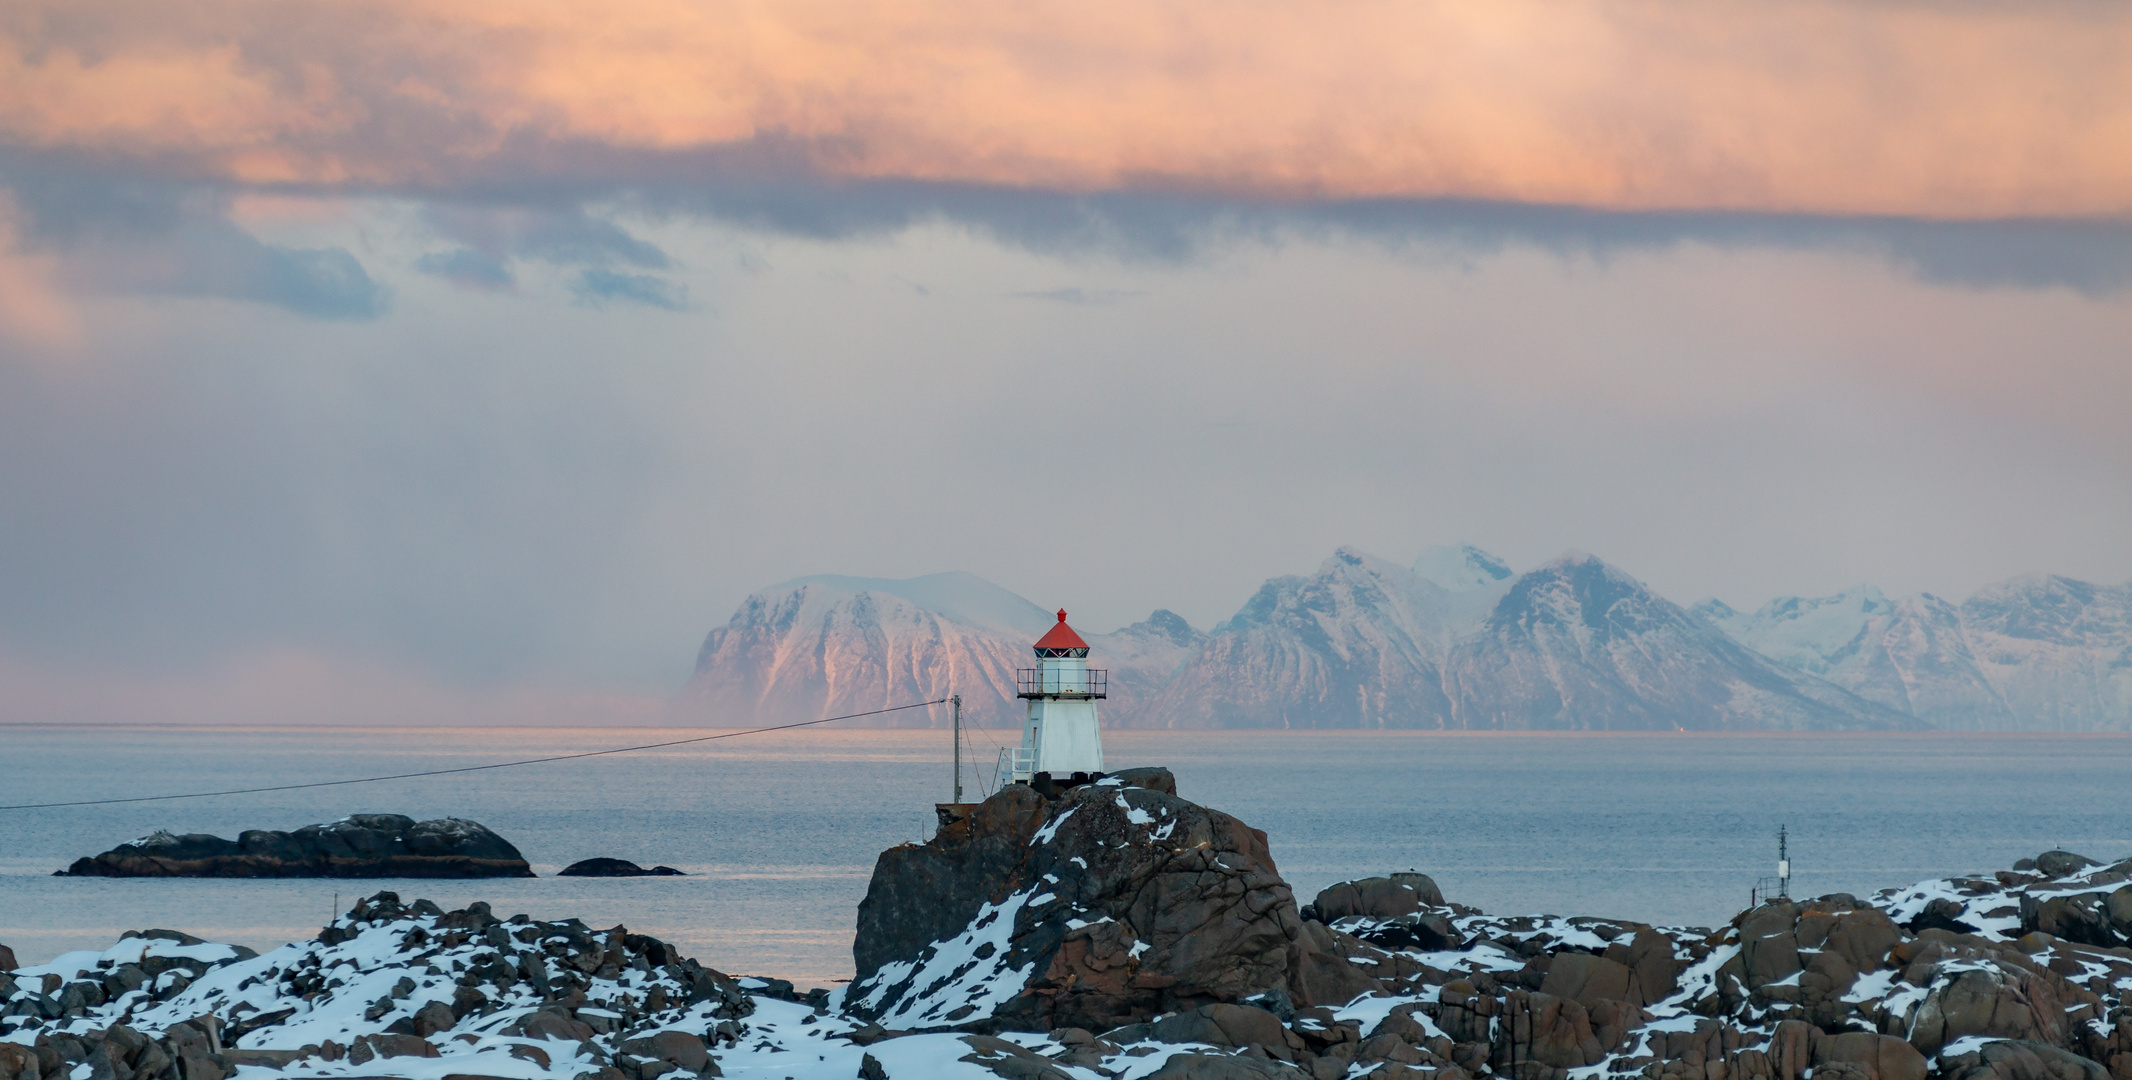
3;727;2128;986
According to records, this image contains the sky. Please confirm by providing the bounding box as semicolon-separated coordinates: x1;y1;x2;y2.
1;0;2128;724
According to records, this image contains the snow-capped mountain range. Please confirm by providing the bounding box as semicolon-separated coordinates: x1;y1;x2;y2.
680;546;2132;731
1695;574;2132;732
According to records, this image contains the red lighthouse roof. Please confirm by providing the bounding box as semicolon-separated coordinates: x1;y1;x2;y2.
1033;609;1089;654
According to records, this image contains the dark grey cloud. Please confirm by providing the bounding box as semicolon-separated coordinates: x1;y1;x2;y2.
640;171;2132;296
570;269;689;310
419;203;672;270
8;136;2128;318
1010;287;1144;305
415;248;515;290
1;153;386;319
314;133;2124;292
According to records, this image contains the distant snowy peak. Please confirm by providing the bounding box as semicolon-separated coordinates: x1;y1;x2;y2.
1412;543;1515;591
1218;546;1449;636
1698;574;2132;731
1962;574;2132;647
1447;553;1911;731
1701;585;1892;675
1151;547;1456;729
768;571;1055;636
684;575;1198;729
686;578;1039;728
1104;609;1205;652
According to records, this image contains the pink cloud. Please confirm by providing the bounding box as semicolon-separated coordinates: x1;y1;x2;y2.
1;0;2127;217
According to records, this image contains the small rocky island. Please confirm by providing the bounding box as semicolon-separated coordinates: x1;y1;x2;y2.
559;858;687;877
56;814;533;878
7;772;2131;1080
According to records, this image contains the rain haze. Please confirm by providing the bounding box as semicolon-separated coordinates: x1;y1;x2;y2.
2;0;2129;725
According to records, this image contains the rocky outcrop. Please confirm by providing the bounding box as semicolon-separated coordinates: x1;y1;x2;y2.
57;814;533;877
1303;850;2132;1080
1312;873;1445;920
10;828;2132;1080
559;858;687;877
846;772;1382;1032
0;893;754;1080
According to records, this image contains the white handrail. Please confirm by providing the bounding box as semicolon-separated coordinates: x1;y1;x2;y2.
997;746;1037;784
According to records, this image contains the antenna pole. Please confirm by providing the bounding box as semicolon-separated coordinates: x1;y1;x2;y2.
952;694;963;803
1778;824;1790;899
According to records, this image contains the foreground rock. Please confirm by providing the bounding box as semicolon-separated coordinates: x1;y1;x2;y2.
0;892;758;1080
849;766;2132;1080
1301;847;2132;1080
561;858;687;877
12;790;2132;1080
57;814;533;878
848;766;1383;1031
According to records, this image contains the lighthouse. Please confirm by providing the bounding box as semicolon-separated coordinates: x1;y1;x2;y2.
1002;609;1107;786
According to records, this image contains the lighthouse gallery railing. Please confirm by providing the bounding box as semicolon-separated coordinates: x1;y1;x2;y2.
1014;668;1107;699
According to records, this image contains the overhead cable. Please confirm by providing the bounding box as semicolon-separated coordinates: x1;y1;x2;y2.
0;698;948;811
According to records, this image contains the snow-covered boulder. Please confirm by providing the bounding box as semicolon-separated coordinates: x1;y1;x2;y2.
847;775;1383;1033
0;892;753;1080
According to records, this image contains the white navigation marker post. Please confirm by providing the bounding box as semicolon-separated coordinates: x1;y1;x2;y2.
1777;824;1791;899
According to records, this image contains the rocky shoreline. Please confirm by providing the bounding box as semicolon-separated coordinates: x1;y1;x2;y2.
6;770;2129;1080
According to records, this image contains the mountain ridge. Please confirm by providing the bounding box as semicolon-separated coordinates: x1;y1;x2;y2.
1699;573;2131;732
679;544;2131;731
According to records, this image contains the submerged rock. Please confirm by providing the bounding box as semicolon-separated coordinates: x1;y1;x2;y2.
559;858;687;877
846;770;1381;1032
56;814;533;878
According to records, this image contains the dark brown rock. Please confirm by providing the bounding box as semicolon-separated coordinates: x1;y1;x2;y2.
1815;1032;1928;1080
1108;767;1177;796
59;816;532;878
1823;908;1907;973
557;859;686;877
1767;1019;1820;1080
1315;874;1445;921
346;1033;438;1064
1944;1040;2111;1080
1738;902;1805;990
2037;852;2100;878
410;1000;456;1037
1142;1053;1298;1079
218;1050;305;1069
2022;893;2124;949
502;1010;595;1041
1909;966;2066;1054
1146;1003;1299;1056
619;1032;708;1073
1608;927;1682;1003
846;779;1382;1031
1490;990;1637;1072
1538;953;1637;1007
2107;887;2132;936
956;1034;1079;1080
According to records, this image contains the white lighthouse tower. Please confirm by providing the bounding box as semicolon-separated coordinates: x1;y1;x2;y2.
1001;609;1106;786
